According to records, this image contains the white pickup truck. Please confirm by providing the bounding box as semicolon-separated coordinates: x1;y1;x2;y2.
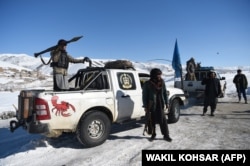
10;62;187;147
175;58;226;99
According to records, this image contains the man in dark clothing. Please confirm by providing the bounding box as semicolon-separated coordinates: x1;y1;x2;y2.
142;68;172;142
201;71;222;116
233;69;248;104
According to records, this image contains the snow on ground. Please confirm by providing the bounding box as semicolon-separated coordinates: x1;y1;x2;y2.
0;61;250;165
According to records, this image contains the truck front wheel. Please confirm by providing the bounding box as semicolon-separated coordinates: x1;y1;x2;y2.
76;111;111;147
167;99;180;123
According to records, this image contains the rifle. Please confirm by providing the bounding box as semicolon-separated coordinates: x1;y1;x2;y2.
34;36;83;57
143;111;153;136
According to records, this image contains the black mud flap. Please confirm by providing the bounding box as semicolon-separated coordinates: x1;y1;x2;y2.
10;120;25;132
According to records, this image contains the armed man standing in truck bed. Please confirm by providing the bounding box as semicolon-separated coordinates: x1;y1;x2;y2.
50;39;90;91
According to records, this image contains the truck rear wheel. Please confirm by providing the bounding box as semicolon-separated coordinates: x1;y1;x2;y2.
168;99;180;123
76;111;111;147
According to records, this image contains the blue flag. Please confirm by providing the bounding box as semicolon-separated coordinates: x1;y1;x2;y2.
172;39;182;78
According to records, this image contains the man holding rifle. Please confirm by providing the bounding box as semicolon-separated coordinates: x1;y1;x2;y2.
142;68;172;142
50;39;90;91
34;36;90;91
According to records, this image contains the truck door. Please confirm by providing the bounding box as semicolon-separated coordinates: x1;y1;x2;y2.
114;71;143;122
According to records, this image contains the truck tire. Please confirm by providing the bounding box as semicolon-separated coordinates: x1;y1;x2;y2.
76;111;111;147
167;99;180;123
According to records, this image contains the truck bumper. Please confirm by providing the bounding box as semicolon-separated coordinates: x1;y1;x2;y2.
27;122;49;134
10;119;49;134
187;91;204;99
183;97;189;106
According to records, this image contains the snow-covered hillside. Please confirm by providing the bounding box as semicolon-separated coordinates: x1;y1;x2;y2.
0;54;174;91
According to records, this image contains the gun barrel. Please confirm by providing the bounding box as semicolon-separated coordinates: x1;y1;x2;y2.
34;45;57;57
67;36;83;43
34;36;83;57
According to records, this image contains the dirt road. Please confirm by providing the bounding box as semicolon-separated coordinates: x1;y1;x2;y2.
164;97;250;150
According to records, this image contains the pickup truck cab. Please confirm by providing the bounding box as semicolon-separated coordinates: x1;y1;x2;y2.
10;62;187;147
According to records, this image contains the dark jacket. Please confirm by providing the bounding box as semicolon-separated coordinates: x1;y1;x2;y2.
202;77;222;97
233;74;248;89
142;79;168;112
50;50;83;76
142;79;170;136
